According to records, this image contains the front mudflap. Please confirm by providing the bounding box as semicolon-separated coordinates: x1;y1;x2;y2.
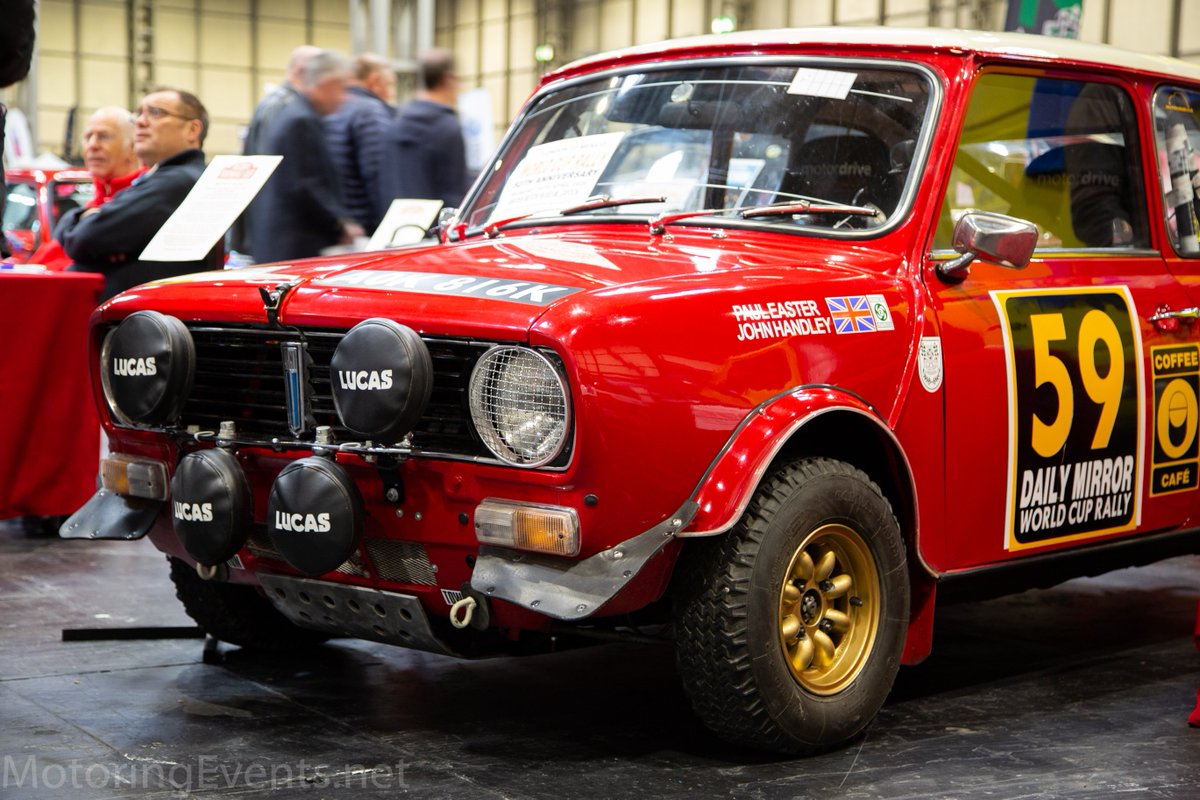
59;489;162;540
470;501;699;621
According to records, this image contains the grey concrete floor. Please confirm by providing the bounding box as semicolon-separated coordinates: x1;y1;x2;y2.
1;517;1198;799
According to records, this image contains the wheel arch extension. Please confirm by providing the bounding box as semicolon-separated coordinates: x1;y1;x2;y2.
684;386;919;563
682;385;936;664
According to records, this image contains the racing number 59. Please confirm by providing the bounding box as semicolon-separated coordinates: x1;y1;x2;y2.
1030;309;1125;458
994;287;1141;547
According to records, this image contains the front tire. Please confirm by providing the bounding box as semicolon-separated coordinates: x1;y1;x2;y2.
168;556;330;651
674;457;909;754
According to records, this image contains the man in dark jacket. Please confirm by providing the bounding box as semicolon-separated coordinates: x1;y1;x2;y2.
230;45;319;258
380;49;468;208
323;53;395;235
58;88;221;302
0;0;37;259
252;50;362;263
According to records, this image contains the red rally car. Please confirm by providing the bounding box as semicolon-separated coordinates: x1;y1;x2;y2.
65;28;1200;754
3;168;93;265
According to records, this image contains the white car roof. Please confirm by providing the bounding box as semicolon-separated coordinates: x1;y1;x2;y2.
560;26;1200;84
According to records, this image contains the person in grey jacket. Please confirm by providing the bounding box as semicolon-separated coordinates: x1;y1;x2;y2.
323;53;396;235
252;50;363;263
380;49;468;209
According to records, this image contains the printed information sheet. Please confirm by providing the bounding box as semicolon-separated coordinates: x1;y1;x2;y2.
140;155;282;262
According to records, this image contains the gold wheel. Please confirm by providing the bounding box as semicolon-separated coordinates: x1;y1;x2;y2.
777;523;880;695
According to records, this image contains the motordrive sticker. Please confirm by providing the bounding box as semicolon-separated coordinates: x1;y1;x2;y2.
992;287;1143;551
314;270;583;306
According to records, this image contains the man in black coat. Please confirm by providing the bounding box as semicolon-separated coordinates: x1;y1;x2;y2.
380;49;469;209
323;53;396;235
252;50;363;263
229;44;319;258
0;0;37;259
58;88;221;301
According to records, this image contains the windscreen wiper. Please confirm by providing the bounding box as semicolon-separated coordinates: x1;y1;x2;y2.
559;194;668;215
648;199;881;235
483;194;668;238
740;200;879;219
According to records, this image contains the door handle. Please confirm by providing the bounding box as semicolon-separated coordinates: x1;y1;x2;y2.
1149;305;1200;333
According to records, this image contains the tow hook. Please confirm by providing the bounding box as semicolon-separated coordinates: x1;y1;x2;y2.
195;562;228;582
449;596;477;628
449;583;491;630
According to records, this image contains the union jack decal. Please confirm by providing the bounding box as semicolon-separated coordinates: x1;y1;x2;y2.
825;295;877;334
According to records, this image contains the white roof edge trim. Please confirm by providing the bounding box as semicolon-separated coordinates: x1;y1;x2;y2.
557;26;1200;85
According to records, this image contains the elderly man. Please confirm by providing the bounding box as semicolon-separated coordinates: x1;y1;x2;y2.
323;53;396;235
25;107;144;268
81;107;144;206
253;50;363;263
58;87;221;301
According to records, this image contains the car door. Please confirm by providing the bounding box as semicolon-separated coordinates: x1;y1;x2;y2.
928;69;1199;572
1150;83;1200;528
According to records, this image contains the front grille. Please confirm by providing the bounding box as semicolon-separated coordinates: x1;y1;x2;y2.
364;540;437;586
180;325;491;458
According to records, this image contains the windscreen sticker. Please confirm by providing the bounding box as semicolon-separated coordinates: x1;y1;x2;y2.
1149;344;1199;496
787;68;857;99
487;131;626;223
825;295;894;334
314;270;582;306
992;287;1143;551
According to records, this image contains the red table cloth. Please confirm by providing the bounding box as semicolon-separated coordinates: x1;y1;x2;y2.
0;270;103;517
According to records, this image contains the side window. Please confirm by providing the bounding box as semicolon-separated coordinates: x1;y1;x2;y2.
935;73;1148;251
1153;87;1200;256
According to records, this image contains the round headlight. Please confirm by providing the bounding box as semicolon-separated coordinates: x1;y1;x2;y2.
468;347;570;467
101;311;195;425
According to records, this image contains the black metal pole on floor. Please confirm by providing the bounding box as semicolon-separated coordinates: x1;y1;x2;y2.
61;626;205;641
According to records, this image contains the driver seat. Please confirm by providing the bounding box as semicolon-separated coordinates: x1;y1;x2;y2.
778;134;895;209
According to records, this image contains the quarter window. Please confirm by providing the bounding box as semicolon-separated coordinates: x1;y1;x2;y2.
935;74;1148;252
1152;86;1200;257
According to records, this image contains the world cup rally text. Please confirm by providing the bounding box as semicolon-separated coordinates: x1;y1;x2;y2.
1017;455;1135;535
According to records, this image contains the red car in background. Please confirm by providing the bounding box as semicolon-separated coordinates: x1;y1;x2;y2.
2;168;92;267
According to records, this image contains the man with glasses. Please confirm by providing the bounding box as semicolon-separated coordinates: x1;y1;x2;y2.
58;87;222;302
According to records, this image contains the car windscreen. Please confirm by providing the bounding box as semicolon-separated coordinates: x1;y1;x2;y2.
2;182;38;232
459;61;934;236
51;179;94;224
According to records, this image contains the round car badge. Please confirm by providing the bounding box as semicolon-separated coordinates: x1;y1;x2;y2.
106;310;195;424
267;457;364;576
330;318;432;442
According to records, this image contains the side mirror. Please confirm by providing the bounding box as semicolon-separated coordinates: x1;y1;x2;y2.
434;207;459;243
937;211;1038;282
